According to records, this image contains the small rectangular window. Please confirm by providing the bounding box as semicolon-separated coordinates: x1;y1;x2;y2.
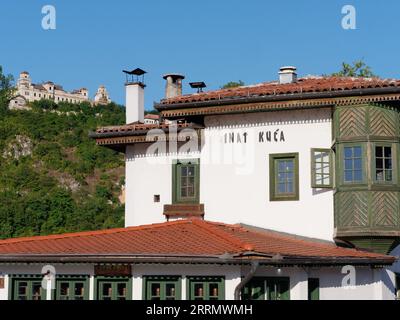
56;277;89;300
143;276;181;300
311;149;332;188
243;277;290;300
308;278;319;300
375;145;393;183
172;159;200;203
188;276;225;300
343;146;363;183
12;277;45;300
270;153;299;201
96;277;131;300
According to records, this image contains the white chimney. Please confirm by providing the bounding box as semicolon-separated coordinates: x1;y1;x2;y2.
163;73;185;99
125;82;145;124
279;66;297;84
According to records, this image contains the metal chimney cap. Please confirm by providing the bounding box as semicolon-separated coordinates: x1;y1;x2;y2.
279;66;297;72
163;73;185;80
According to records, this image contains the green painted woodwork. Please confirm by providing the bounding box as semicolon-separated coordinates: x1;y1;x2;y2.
10;276;46;300
344;237;400;255
333;104;400;253
242;277;290;301
55;275;89;300
311;148;333;188
308;278;320;301
95;276;132;300
143;276;181;300
269;153;299;201
187;276;225;300
172;159;200;204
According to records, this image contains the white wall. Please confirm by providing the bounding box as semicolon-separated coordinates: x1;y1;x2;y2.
125;108;334;240
0;263;394;300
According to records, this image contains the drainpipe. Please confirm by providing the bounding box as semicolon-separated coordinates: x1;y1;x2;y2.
234;261;259;300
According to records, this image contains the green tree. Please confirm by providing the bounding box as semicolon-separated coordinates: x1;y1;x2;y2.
332;60;376;78
221;80;245;89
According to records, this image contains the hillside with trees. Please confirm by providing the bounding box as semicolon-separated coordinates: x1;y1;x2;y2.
0;67;126;239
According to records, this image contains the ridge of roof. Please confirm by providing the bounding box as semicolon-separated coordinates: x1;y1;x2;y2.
0;219;190;245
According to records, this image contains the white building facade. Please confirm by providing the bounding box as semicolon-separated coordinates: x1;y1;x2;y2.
8;71;111;109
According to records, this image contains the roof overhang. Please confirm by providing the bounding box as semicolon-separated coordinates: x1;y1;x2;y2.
0;253;394;267
155;88;400;119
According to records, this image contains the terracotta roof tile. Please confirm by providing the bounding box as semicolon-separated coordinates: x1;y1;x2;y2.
159;76;400;105
0;219;392;262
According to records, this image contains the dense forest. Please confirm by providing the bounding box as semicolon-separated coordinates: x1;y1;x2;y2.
0;67;127;239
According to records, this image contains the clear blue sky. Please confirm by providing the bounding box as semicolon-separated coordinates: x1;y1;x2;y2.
1;0;399;109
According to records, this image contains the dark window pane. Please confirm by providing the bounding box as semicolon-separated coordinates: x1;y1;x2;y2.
376;158;383;169
385;159;392;170
60;282;69;296
102;283;112;297
151;283;161;298
375;146;383;157
117;283;126;297
75;283;84;297
194;283;204;298
384;147;392;158
209;283;219;297
166;283;176;297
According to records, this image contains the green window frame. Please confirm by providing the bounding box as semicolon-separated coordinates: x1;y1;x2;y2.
10;275;46;300
143;276;181;300
311;148;333;188
242;277;290;300
95;276;132;300
55;275;89;300
269;153;299;201
343;145;364;184
172;159;200;204
373;144;394;184
308;278;319;300
187;276;225;300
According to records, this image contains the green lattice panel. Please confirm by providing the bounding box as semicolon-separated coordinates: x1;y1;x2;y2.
338;107;367;138
369;107;397;137
336;191;369;228
371;192;399;227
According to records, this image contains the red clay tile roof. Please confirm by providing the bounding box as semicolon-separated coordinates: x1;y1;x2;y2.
159;76;400;105
144;114;160;120
0;219;392;263
94;121;196;135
